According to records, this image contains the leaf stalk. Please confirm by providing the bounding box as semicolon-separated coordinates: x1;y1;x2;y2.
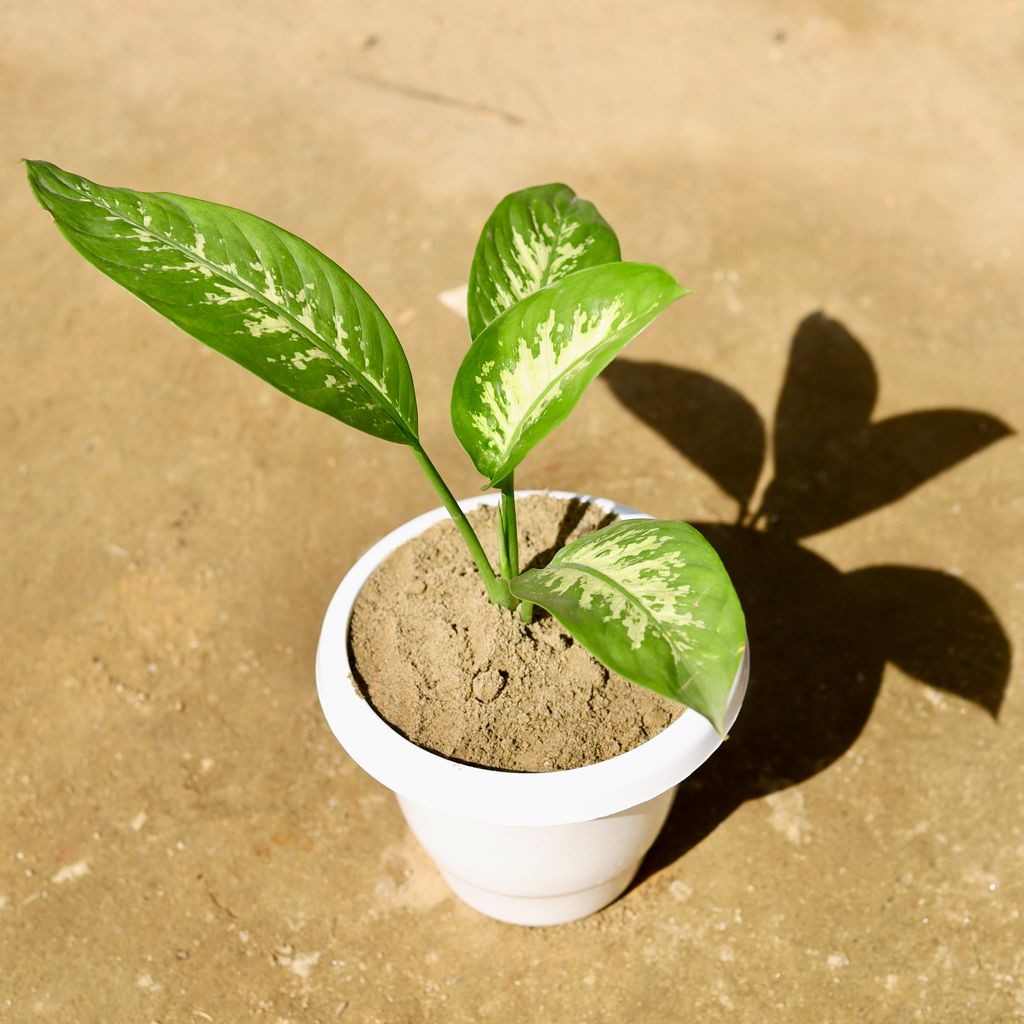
410;445;513;608
497;475;535;622
497;475;520;579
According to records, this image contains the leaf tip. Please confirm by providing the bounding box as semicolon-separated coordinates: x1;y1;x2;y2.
23;159;65;214
692;699;729;738
23;157;55;183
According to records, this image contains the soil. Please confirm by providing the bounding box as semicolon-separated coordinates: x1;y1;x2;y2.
349;495;682;771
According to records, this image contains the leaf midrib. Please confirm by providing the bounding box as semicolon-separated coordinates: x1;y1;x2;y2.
531;199;573;292
482;195;572;327
526;556;700;695
485;339;611;480
43;172;415;442
481;293;642;481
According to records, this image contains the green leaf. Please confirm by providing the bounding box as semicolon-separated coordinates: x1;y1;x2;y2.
25;160;418;444
509;519;745;734
467;183;621;339
452;262;686;486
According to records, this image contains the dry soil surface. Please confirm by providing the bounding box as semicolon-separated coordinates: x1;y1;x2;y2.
350;496;682;771
3;3;1023;1022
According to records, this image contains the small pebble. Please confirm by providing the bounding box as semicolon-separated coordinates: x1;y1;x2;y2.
472;669;506;703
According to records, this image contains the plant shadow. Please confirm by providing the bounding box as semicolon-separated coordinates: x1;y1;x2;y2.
525;499;619;575
601;312;1013;885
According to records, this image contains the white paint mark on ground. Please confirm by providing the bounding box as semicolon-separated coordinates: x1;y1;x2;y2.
669;879;694;902
921;687;949;710
438;283;469;320
51;859;89;884
274;947;322;979
765;789;813;845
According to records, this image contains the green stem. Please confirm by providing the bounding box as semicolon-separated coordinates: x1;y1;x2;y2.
411;445;512;608
499;475;535;623
498;475;520;579
496;496;511;579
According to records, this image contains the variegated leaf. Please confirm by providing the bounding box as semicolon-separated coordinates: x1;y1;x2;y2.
509;520;745;734
452;262;686;485
26;161;418;444
467;183;621;339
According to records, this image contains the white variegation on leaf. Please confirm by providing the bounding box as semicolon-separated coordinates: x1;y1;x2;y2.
452;262;687;486
467;183;621;339
26;161;418;444
509;520;746;734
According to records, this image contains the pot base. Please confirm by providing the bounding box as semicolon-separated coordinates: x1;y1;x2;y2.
397;788;677;927
440;863;640;927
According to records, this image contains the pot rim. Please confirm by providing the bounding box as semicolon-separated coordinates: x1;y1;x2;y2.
315;489;748;827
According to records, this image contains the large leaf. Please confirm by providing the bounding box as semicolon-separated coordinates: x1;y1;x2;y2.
467;183;621;339
510;519;745;734
452;262;686;485
26;160;418;444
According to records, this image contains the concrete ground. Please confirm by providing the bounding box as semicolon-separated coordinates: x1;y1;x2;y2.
3;2;1022;1021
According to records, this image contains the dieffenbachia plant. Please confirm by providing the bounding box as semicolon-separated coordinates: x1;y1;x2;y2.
26;162;746;732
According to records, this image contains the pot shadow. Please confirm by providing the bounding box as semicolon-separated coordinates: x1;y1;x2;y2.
601;312;1012;886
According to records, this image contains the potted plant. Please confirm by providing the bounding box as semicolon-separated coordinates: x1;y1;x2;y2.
26;164;748;925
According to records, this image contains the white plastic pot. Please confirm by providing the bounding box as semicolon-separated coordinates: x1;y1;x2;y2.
316;491;749;926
